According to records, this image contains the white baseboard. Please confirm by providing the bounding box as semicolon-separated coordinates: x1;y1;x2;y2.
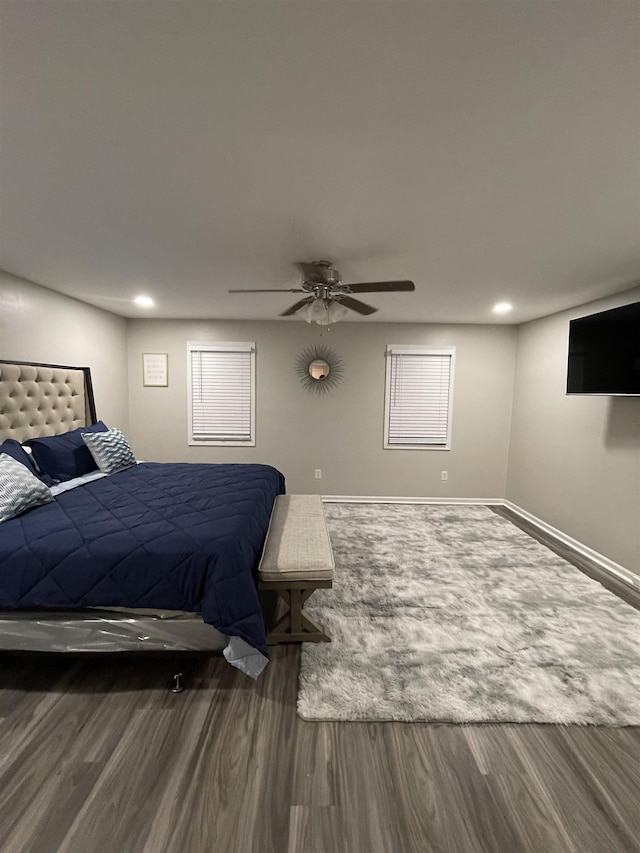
320;494;639;593
502;500;640;592
321;495;503;505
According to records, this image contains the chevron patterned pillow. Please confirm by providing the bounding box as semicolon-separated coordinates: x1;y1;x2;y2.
0;453;54;523
82;428;137;475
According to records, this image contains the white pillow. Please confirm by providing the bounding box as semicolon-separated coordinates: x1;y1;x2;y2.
0;453;54;523
82;428;137;475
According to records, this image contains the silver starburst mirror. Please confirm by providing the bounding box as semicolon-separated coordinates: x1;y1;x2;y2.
295;345;344;394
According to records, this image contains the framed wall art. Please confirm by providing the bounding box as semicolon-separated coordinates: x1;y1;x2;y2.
142;352;168;387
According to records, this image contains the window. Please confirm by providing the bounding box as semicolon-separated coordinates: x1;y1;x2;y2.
384;345;455;449
188;342;255;446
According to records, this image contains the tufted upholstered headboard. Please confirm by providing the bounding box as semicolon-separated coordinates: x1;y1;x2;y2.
0;360;97;443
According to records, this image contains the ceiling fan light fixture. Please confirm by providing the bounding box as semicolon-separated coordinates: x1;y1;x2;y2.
309;297;330;322
297;297;349;325
296;303;312;323
326;300;348;324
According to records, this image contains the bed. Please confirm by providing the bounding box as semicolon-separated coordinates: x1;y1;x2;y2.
0;360;285;677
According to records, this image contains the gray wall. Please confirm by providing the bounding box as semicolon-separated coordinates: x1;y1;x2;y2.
507;288;640;575
4;271;637;574
0;272;129;431
127;319;517;498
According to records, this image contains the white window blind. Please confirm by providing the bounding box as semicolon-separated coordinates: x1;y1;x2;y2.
188;342;255;446
384;346;455;449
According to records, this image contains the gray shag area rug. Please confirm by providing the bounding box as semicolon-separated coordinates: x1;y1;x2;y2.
298;504;640;724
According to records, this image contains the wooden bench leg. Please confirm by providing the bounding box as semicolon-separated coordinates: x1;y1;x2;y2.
262;585;331;644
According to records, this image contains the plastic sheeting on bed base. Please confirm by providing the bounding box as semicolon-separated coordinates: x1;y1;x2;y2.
0;611;268;677
0;610;227;653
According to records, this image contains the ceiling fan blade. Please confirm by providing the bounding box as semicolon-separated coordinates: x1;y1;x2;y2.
229;288;305;293
342;280;415;293
280;297;314;317
338;295;378;316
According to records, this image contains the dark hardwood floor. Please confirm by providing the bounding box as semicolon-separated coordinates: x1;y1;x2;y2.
0;644;639;853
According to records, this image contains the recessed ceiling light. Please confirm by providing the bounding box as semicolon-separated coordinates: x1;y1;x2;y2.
134;295;155;308
492;302;513;314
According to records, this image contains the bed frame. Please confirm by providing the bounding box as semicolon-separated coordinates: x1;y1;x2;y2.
0;359;226;654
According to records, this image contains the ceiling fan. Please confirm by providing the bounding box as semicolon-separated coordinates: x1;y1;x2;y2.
229;261;415;324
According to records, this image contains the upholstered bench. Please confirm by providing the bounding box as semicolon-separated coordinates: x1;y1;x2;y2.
258;494;334;644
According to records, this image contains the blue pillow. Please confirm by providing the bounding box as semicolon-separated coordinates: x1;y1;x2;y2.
25;421;109;483
0;439;56;486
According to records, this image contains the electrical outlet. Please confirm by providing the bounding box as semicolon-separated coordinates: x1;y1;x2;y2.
315;469;322;479
441;470;448;481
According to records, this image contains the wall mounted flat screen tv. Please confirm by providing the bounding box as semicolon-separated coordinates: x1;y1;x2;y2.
567;301;640;395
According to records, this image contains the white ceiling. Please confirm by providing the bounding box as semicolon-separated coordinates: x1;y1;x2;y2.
1;1;639;324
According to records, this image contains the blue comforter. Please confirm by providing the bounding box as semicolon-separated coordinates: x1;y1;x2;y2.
0;462;285;661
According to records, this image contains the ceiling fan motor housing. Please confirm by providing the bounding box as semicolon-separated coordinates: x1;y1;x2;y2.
305;261;342;286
